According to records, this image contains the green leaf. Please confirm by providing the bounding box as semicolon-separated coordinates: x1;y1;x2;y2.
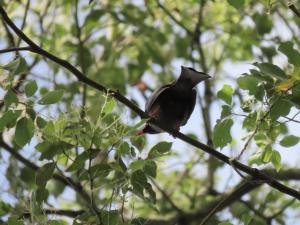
131;170;147;196
25;80;38;97
36;141;73;160
254;63;286;80
145;182;156;204
4;89;18;106
101;210;119;225
14;117;34;147
102;98;116;114
0;110;22;132
3;57;28;76
143;160;157;178
270;99;292;120
35;187;49;204
130;160;145;171
148;141;172;158
46;180;66;197
217;84;234;105
280;135;300;147
67;152;88;172
261;145;273;163
36;162;56;187
279;41;300;67
8;216;23;225
212;119;233;148
36;116;47;129
118;142;130;156
237;75;263;99
130;135;145;151
242;112;257;131
253;13;272;35
38;90;64;105
218;222;233;225
227;0;244;9
20;167;35;185
47;220;68;225
271;150;281;172
221;105;231;119
242;214;253;225
0;201;12;217
91;164;111;178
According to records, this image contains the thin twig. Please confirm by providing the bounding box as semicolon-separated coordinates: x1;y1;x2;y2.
16;0;30;48
240;200;267;221
268;198;296;220
155;0;193;36
150;177;184;213
0;46;32;54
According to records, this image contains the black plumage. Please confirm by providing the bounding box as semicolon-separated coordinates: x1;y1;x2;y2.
138;66;211;135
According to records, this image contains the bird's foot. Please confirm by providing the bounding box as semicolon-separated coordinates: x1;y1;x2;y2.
171;123;181;138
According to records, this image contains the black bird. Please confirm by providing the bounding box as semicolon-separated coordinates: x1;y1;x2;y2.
138;66;211;135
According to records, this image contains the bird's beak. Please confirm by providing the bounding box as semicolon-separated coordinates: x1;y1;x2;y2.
180;66;211;85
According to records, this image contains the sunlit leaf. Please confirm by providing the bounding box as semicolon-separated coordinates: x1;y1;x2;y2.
254;62;287;80
130;160;145;171
270;99;292;120
2;57;28;76
14;117;34;147
213;119;233;148
4;89;18;106
148;142;172;158
275;78;297;92
271;150;281;172
38;90;64;105
280;135;300;147
227;0;245;9
0;110;22;132
279;41;300;67
217;84;234;105
25;80;38;97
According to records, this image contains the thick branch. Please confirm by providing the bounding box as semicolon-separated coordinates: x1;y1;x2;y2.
288;4;300;19
22;208;85;218
1;6;300;202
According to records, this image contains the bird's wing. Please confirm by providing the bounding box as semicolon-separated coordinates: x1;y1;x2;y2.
181;89;197;125
145;84;172;113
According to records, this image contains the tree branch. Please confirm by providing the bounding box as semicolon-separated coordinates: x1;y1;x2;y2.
1;6;300;202
22;208;85;218
0;46;32;54
288;3;300;19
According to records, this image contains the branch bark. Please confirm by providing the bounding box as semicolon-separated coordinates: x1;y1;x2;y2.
1;6;300;202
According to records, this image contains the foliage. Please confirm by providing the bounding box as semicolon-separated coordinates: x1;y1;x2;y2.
0;0;300;224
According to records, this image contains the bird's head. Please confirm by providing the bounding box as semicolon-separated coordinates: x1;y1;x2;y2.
178;66;211;87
